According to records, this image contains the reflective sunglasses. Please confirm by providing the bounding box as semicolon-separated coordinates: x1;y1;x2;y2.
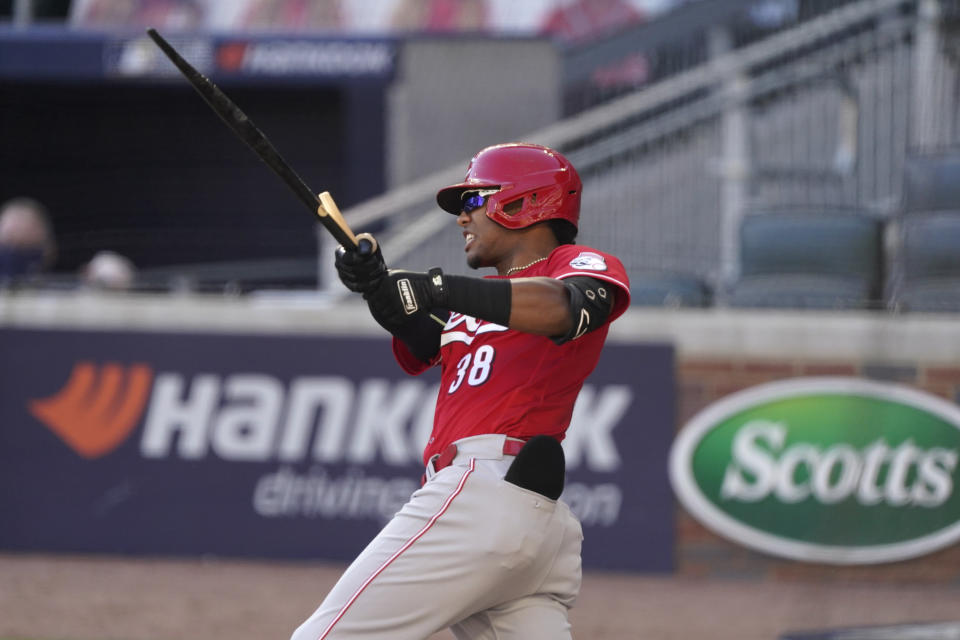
461;188;499;213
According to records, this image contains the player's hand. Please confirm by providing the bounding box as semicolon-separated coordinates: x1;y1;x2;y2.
334;235;386;294
364;268;448;327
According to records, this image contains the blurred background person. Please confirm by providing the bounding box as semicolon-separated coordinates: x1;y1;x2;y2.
539;0;645;44
81;250;137;291
70;0;205;30
0;197;57;284
539;0;651;96
237;0;343;31
389;0;486;33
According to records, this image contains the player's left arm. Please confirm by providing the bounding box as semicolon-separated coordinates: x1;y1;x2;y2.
505;277;571;336
510;276;617;343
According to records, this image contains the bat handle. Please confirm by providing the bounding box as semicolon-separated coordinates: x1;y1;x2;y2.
318;191;363;249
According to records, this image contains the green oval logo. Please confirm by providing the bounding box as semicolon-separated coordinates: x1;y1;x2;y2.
669;377;960;564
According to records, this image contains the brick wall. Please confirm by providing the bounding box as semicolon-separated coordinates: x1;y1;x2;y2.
673;356;960;584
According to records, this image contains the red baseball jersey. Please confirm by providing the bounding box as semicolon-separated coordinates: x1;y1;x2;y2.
392;244;631;465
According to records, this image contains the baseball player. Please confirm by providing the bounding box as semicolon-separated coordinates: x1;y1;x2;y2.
291;142;631;640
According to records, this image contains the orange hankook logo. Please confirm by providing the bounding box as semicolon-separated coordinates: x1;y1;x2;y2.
29;362;154;458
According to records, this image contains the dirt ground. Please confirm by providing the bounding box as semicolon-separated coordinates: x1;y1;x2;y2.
1;553;959;640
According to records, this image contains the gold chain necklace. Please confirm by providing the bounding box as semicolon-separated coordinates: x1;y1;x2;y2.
505;257;547;275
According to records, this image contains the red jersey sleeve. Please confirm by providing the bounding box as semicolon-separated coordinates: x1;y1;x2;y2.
546;245;631;321
391;336;440;375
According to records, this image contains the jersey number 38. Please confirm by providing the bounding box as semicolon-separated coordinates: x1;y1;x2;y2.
448;345;496;393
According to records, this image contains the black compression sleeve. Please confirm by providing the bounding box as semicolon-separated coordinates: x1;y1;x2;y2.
443;275;512;326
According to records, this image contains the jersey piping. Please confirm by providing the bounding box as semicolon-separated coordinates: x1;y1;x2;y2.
316;459;477;640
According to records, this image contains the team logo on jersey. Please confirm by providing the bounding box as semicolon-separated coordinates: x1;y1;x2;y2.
569;251;607;271
441;313;508;346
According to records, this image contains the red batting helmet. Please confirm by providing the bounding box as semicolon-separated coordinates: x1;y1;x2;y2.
436;143;582;230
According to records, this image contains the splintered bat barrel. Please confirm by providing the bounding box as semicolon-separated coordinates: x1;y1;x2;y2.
145;28;358;250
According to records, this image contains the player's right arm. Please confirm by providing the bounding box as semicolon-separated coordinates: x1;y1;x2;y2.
335;243;444;367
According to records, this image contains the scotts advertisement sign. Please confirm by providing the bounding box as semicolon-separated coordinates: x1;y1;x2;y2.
0;328;675;571
670;377;960;564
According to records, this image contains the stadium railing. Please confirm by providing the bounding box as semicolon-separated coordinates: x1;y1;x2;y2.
331;0;960;313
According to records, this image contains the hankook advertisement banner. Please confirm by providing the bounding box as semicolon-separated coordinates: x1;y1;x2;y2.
670;377;960;564
0;328;675;572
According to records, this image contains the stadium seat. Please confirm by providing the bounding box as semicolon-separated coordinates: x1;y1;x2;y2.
727;209;884;310
890;211;960;312
901;150;960;214
887;149;960;312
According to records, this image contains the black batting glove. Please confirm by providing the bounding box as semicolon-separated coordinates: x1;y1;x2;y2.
362;268;449;363
334;235;387;295
365;268;449;327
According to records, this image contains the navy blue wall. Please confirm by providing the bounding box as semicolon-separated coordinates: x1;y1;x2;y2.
1;81;384;271
0;30;392;273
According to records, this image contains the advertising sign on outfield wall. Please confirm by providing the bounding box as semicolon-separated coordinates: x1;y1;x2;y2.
0;328;674;571
0;33;396;82
670;377;960;564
